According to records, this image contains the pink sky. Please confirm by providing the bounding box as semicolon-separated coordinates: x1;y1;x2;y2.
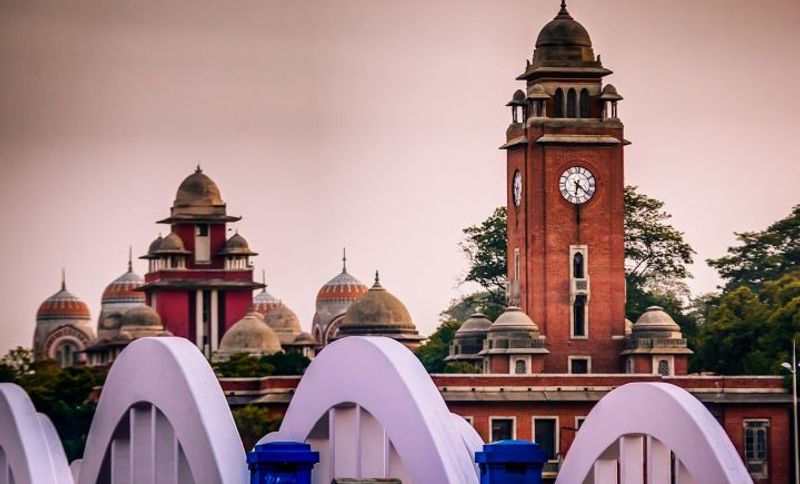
1;0;798;355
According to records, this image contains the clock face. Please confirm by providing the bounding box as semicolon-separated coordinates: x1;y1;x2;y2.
512;170;523;207
559;166;596;205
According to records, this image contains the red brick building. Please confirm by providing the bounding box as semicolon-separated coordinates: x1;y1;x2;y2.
139;167;264;356
220;3;793;482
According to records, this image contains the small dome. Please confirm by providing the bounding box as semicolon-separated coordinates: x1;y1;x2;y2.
174;166;223;209
536;5;592;49
600;84;623;101
154;232;189;254
145;235;163;257
529;83;550;100
37;285;91;322
220;233;257;256
632;306;682;337
101;267;145;305
317;271;368;302
456;313;493;336
253;289;280;315
506;89;527;107
264;303;303;345
490;306;539;333
120;305;162;328
292;332;317;345
530;3;599;69
340;275;414;329
219;311;282;354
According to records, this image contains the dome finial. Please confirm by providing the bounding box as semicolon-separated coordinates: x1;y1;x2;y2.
195;163;202;174
127;245;133;272
374;270;383;288
261;268;267;291
557;0;571;17
61;268;66;290
342;247;348;273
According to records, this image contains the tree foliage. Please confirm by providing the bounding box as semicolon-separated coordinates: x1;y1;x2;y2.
0;348;107;461
694;271;800;375
213;351;311;378
459;206;508;309
414;320;480;374
707;205;800;291
624;186;695;291
231;405;282;450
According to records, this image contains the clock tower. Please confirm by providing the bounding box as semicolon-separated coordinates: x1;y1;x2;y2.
503;1;626;373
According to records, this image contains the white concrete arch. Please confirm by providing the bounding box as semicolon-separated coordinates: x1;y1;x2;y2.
76;337;247;484
260;336;481;484
555;382;752;484
0;383;73;484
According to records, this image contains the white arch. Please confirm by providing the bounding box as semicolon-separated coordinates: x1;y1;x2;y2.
260;336;481;484
0;383;73;484
77;337;247;484
556;382;752;484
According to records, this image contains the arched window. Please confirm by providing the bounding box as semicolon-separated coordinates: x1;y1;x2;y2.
573;295;587;337
514;359;527;374
580;88;590;117
573;253;585;279
553;88;564;118
567;88;577;118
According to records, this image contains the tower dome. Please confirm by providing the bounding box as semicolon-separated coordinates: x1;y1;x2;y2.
159;167;240;223
36;284;91;322
520;1;608;79
253;270;280;316
264;303;303;345
98;253;146;338
312;249;369;345
219;232;257;256
120;305;162;328
478;307;549;374
446;313;493;368
34;273;95;365
631;306;683;339
218;311;282;357
154;232;189;254
337;272;424;349
174;166;223;209
101;256;145;306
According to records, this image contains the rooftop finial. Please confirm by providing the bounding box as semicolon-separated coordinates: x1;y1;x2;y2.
261;268;267;291
127;246;133;272
195;164;202;173
61;268;66;290
558;0;569;16
342;247;348;273
374;270;381;286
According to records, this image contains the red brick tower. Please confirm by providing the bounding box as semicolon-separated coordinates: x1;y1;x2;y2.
140;167;263;356
504;2;626;373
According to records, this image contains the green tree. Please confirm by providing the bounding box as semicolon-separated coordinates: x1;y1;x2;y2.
213;351;311;378
262;352;311;375
708;205;800;291
415;320;461;373
231;405;282;450
459;206;508;310
213;353;276;378
694;286;769;375
0;348;108;461
624;185;695;293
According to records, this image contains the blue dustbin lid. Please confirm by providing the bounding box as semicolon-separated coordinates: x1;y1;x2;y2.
247;441;320;465
475;440;547;465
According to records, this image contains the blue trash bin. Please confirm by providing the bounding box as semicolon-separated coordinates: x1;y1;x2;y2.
247;441;320;484
475;440;546;484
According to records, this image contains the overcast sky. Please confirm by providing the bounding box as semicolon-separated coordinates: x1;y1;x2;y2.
1;0;798;355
